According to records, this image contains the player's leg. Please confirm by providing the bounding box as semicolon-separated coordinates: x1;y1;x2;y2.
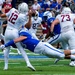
44;43;75;60
43;42;65;59
4;32;13;70
16;48;21;54
61;40;69;50
47;34;61;44
47;34;62;63
68;35;75;66
12;29;35;71
54;39;69;64
4;29;36;71
70;28;75;66
35;42;75;60
3;29;12;70
15;42;36;71
64;45;75;67
34;42;65;59
3;46;10;70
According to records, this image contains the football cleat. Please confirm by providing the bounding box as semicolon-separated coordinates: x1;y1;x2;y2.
54;58;60;64
27;64;36;71
69;61;75;67
3;66;8;70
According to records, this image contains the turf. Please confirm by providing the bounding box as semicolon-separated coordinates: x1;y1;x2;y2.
0;58;75;75
0;49;75;75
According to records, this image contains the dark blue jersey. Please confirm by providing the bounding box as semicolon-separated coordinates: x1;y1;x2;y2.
50;2;58;9
41;4;49;10
47;17;61;35
19;32;39;52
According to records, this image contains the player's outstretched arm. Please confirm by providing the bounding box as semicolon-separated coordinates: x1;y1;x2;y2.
0;36;27;49
14;36;27;43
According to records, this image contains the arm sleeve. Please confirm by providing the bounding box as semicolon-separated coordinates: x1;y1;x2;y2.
4;40;15;47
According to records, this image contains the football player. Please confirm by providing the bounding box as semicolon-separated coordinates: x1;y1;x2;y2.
50;7;75;66
1;27;75;70
0;2;35;71
29;10;42;40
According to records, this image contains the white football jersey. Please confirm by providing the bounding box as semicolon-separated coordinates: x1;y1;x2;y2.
56;13;75;32
29;17;42;34
6;8;28;30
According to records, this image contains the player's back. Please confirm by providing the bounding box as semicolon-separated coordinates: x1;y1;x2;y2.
6;8;28;30
56;13;75;32
19;28;39;52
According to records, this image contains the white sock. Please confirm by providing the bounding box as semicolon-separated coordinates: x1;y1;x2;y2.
71;49;75;54
4;48;10;69
70;55;75;60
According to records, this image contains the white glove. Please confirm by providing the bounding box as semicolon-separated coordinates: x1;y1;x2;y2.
0;45;5;49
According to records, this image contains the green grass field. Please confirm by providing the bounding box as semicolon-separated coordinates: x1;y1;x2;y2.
0;59;75;75
0;49;75;75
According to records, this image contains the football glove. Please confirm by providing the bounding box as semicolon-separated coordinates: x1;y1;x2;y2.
50;32;55;37
0;45;5;50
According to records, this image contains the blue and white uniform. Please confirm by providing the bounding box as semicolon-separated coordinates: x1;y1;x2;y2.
5;27;65;59
19;31;39;52
47;17;68;49
47;17;62;44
